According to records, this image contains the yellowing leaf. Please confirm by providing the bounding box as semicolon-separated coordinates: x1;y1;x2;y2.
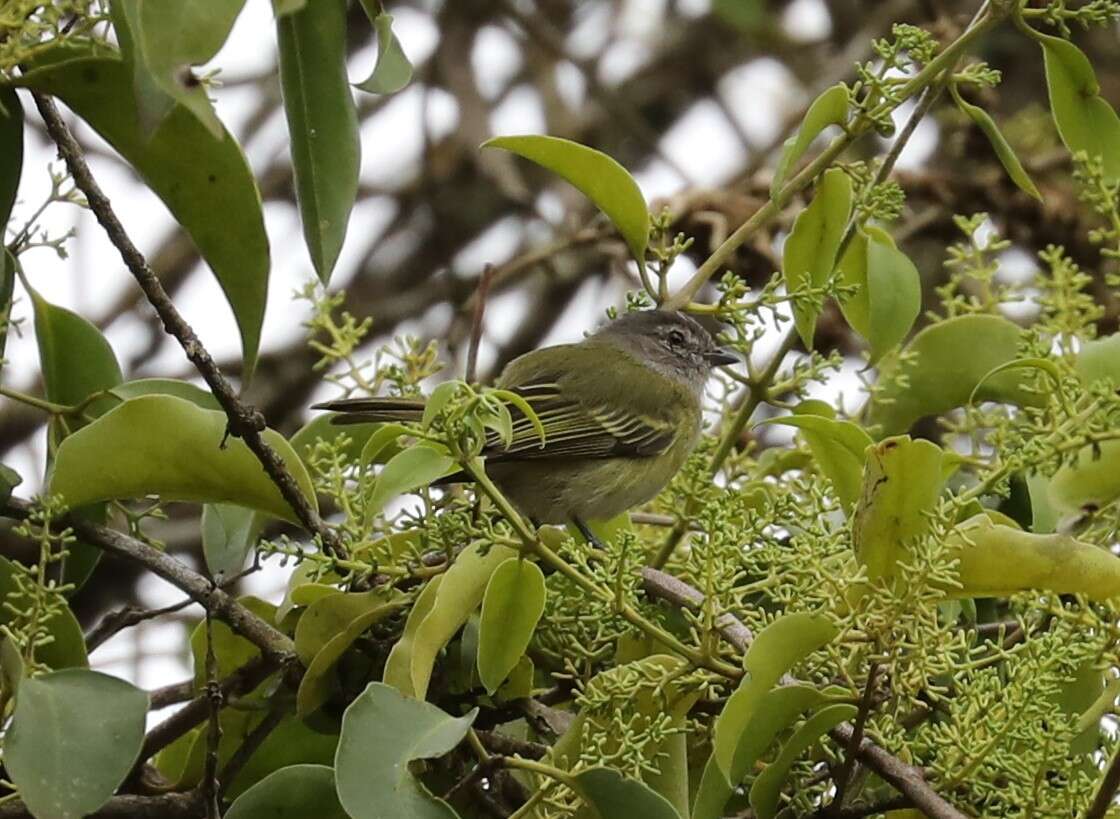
782;168;852;347
758;413;871;511
852;436;944;579
483;135;649;267
49;395;317;524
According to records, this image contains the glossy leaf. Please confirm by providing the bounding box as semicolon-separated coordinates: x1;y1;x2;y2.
17;46;270;376
0;555;87;669
49;395;317;523
952;87;1041;200
112;0;244;138
837;226;921;364
0;86;23;230
771;83;849;196
277;0;360;282
749;704;858;819
867;314;1042;435
483;135;649;267
297;596;405;717
758;414;871;511
782;168;852;347
355;12;414;95
365;442;455;525
226;764;348;819
572;767;682;819
395;541;517;699
5;669;148;819
477;557;546;693
944;514;1120;601
714;612;838;780
336;682;477;819
202;502;263;578
0;250;14;380
1040;33;1120;182
853;436;944;579
693;685;827;819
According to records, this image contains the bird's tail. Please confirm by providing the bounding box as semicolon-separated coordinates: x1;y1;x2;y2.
312;396;426;424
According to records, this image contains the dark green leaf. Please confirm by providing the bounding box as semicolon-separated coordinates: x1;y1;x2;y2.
202;503;263;579
1040;33;1120;182
867;314;1042;435
278;0;360;282
951;86;1041;200
782;168;852;347
49;395;318;523
355;11;414;95
483;134;649;267
0;86;23;230
336;682;477;819
272;0;306;13
0;555;87;669
572;767;682;819
17;45;271;377
5;668;148;819
749;704;858;819
226;764;348;819
771;83;849;196
0;250;14;379
852;435;944;579
0;462;21;504
477;557;546;693
713;612;837;780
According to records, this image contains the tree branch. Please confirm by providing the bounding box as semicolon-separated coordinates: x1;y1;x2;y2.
30;92;344;559
0;792;203;819
1086;742;1120;819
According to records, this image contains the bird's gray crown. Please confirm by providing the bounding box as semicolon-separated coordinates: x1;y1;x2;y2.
592;310;723;396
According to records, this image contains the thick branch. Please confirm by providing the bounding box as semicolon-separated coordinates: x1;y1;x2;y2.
2;497;294;661
0;792;202;819
30;92;343;558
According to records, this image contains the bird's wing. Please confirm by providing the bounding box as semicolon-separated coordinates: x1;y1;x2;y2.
484;380;677;461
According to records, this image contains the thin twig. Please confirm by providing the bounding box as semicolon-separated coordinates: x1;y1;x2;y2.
30;92;345;559
1086;743;1120;819
465;263;496;384
830;664;880;812
201;601;222;819
149;678;196;709
218;706;286;799
84;598;196;653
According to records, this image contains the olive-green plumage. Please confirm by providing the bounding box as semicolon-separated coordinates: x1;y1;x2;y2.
316;310;736;525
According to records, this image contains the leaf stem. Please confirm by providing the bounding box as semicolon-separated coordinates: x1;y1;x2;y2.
0;385;70;415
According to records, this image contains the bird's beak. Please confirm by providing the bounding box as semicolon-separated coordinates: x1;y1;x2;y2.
704;347;740;366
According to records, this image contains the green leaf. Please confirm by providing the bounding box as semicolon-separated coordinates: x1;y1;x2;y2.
202;502;264;579
693;685;828;819
749;704;858;819
297;596;405;717
0;633;24;697
190;596;277;691
336;682;477;819
365;442;455;525
295;588;399;665
951;86;1041;200
782;168;852;348
49;395;318;523
0;462;21;504
571;767;682;819
1040;33;1120;182
1076;332;1120;388
226;764;348;819
0;250;14;379
101;377;221;415
0;86;23;230
758;413;871;511
771;83;849;196
17;46;270;377
31;286;123;416
838;226;921;364
944;514;1120;601
0;555;87;669
477;557;546;693
272;0;306;13
867;314;1043;435
422;381;463;429
111;0;245;139
277;0;360;282
852;435;944;579
482;135;649;267
713;612;837;780
355;11;414;95
387;541;517;699
382;573;444;695
5;669;148;819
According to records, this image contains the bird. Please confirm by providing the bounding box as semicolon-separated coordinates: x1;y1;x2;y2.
314;310;737;542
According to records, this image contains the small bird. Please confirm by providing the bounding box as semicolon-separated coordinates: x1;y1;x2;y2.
315;310;737;539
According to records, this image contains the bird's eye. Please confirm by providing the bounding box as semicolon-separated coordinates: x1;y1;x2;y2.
667;329;686;347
